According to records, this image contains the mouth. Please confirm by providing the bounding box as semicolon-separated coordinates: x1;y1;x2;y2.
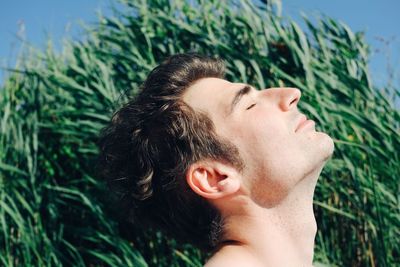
295;114;314;132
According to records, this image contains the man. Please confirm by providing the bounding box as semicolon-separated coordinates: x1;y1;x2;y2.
98;53;334;266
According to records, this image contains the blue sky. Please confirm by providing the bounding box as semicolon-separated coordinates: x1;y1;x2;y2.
283;0;400;90
1;0;399;95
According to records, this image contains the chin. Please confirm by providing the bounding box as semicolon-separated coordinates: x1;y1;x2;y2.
318;132;335;162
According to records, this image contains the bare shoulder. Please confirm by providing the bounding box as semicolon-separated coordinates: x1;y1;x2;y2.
204;246;263;267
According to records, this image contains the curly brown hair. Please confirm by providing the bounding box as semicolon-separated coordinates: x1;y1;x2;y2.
97;53;244;251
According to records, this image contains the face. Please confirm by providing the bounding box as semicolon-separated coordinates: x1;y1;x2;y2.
183;78;334;207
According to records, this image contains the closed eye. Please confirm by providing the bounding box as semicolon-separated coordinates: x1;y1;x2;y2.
246;103;256;110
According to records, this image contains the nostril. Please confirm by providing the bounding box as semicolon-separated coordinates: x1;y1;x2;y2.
290;89;301;106
278;87;301;111
290;95;300;106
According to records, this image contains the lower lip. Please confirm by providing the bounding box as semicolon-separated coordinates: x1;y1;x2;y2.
296;120;315;132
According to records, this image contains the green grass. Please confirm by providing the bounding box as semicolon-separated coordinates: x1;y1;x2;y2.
0;0;399;266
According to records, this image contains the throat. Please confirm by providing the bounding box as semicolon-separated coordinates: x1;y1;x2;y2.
217;179;318;266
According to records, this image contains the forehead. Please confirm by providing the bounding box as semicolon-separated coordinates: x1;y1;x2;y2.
182;77;243;118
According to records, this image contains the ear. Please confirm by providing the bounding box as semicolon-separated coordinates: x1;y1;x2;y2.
186;160;241;200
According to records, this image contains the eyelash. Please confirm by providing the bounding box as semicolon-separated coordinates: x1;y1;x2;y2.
246;103;256;110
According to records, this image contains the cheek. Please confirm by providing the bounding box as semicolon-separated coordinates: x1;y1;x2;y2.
229;115;305;206
230;115;294;173
245;114;289;155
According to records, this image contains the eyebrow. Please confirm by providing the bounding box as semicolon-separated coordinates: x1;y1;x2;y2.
228;85;252;115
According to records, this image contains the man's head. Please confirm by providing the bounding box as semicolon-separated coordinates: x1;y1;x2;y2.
183;78;334;208
97;53;244;251
98;53;334;252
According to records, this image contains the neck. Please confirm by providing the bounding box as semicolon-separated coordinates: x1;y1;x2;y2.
218;166;323;267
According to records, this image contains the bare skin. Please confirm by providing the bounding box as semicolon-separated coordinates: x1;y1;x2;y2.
183;78;334;266
204;163;324;267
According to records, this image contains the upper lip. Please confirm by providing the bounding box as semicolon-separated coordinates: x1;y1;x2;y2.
295;114;308;132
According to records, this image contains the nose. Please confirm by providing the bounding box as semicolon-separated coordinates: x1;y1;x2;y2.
261;87;301;111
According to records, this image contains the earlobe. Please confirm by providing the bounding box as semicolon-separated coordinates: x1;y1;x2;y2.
186;161;240;200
